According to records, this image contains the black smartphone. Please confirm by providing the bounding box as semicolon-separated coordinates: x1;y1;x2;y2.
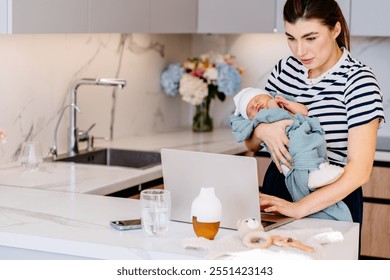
110;219;142;230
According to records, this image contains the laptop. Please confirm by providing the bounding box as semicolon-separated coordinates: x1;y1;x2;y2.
161;148;294;231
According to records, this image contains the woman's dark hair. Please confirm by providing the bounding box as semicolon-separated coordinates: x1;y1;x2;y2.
283;0;350;51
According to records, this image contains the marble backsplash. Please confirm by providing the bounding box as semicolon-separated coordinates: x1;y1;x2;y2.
0;33;388;164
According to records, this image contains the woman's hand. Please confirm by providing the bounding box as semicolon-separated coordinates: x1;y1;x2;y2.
246;120;293;172
260;193;303;219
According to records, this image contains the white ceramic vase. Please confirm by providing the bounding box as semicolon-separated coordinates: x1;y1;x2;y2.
191;187;222;240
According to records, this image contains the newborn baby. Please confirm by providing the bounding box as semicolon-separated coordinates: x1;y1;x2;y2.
233;87;344;189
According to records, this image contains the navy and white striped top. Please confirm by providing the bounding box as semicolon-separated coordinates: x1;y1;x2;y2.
265;48;385;166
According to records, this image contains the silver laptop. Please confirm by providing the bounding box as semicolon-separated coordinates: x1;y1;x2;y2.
161;148;294;231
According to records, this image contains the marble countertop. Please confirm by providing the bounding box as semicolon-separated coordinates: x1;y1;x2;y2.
0;129;246;195
0;185;359;260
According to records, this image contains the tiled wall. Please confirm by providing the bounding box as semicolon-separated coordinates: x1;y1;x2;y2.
0;33;388;164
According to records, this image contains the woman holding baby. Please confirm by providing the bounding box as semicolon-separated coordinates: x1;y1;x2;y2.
243;0;385;225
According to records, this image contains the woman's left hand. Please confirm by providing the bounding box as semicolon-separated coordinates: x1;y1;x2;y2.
259;193;303;219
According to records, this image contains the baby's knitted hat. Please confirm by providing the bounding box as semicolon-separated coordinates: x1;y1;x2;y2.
233;87;271;119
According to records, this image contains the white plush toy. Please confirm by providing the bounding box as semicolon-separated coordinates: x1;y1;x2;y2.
237;217;264;238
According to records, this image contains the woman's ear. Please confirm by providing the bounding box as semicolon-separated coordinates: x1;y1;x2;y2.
333;21;342;38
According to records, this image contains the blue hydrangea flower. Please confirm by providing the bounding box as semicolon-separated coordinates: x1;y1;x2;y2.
216;63;241;96
160;63;185;96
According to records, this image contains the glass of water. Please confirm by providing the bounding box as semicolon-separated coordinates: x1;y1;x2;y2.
140;189;171;237
20;141;43;171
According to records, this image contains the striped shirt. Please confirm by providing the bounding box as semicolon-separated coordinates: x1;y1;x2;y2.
265;48;385;166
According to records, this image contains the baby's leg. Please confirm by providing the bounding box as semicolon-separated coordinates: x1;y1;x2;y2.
307;163;344;189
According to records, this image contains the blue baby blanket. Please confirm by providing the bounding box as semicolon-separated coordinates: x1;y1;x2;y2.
229;108;352;222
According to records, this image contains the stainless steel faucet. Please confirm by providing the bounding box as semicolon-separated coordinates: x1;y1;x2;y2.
49;103;81;159
69;78;127;156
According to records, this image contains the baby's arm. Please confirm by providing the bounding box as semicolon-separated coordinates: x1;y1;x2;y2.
274;96;308;116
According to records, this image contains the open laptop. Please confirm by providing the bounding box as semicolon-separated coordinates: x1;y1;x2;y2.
161;148;294;231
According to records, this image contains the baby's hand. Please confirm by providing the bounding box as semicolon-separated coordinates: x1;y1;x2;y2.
274;95;289;109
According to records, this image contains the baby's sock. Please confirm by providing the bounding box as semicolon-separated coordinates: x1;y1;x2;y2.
281;164;290;176
307;163;344;189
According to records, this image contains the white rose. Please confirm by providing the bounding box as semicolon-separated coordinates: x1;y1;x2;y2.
179;74;208;105
203;67;218;83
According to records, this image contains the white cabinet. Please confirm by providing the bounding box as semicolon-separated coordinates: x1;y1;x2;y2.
150;0;197;33
198;0;276;33
89;0;149;33
350;0;390;36
1;0;194;34
275;0;286;33
3;0;89;34
0;0;7;33
5;0;388;36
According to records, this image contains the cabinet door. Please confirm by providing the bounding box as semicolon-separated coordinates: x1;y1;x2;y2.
275;0;286;33
6;0;89;34
350;0;390;36
198;0;275;33
0;0;8;33
362;166;390;199
361;202;390;259
275;0;350;34
89;0;149;33
361;165;390;259
150;0;197;33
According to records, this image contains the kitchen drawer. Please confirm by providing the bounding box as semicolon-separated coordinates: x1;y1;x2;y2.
361;202;390;259
362;165;390;200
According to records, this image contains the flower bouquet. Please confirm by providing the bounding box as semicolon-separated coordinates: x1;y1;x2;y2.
160;52;243;132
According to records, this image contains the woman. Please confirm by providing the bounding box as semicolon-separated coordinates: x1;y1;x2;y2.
245;0;385;224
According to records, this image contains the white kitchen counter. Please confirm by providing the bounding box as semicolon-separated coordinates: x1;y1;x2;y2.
0;129;247;195
0;161;162;195
0;185;359;260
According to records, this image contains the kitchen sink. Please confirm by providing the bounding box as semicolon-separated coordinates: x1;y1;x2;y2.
55;148;161;169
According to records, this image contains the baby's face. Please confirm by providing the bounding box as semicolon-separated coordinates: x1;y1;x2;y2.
246;94;273;120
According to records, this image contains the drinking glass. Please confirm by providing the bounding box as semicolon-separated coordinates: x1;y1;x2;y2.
20;141;43;170
140;189;171;237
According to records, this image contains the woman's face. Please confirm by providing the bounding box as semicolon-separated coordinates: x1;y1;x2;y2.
246;94;273;120
285;19;341;77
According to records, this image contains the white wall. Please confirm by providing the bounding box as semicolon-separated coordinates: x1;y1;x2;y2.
0;33;192;163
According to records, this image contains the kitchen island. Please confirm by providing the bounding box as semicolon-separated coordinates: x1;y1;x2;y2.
0;185;359;260
0;128;374;259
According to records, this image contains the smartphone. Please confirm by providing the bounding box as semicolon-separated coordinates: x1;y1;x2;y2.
110;219;142;230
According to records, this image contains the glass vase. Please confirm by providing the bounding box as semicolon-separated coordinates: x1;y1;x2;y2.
192;98;213;132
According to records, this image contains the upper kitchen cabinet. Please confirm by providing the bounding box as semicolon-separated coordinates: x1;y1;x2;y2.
275;0;351;34
150;0;197;33
350;0;390;36
89;0;149;33
275;0;286;33
198;0;276;33
1;0;89;34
